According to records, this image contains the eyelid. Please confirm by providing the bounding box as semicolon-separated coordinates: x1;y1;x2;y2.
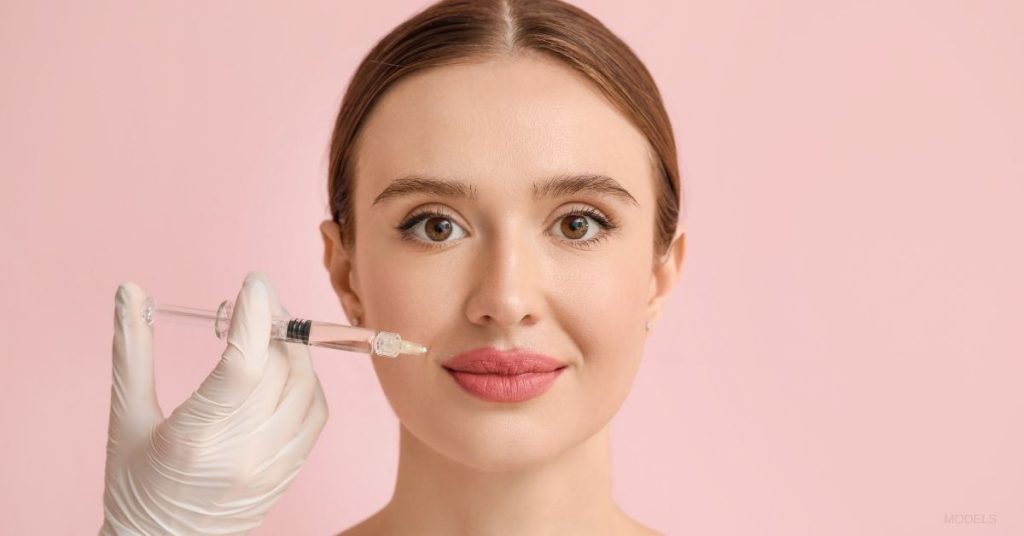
398;204;470;233
552;202;618;228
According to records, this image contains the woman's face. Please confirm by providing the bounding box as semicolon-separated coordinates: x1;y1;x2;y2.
321;53;684;471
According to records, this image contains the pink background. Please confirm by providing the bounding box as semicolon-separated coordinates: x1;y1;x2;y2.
2;1;1022;534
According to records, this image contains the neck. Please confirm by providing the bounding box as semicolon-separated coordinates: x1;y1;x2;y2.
375;421;624;536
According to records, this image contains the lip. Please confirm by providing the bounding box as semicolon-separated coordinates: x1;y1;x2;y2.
442;347;568;403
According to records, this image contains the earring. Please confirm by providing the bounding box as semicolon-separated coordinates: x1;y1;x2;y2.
352;317;361;327
645;319;652;332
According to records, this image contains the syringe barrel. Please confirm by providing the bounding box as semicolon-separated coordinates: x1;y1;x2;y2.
215;299;404;358
142;297;426;358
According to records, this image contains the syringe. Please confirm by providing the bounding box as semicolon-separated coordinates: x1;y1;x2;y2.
140;297;427;359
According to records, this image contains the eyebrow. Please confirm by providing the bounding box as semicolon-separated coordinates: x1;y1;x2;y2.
371;173;640;208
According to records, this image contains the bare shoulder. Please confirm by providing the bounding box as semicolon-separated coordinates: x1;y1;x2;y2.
617;510;664;536
334;508;386;536
634;522;664;535
336;506;660;536
623;519;663;535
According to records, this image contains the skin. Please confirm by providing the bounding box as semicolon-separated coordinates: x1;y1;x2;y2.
320;51;685;536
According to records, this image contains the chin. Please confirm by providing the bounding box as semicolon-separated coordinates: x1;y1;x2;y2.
417;416;580;472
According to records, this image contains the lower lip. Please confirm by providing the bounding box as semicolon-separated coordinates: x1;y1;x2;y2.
445;367;566;403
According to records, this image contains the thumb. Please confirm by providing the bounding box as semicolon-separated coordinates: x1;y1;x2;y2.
184;272;273;414
107;282;163;457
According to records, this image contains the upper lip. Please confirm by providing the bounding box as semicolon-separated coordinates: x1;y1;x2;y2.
442;347;568;375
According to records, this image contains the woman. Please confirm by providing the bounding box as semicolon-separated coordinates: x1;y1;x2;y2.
101;0;686;534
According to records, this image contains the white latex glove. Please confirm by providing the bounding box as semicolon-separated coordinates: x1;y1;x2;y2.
100;272;330;535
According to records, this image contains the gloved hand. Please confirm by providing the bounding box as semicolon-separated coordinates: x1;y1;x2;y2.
99;272;330;535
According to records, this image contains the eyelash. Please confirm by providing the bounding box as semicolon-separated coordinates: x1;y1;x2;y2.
395;206;620;251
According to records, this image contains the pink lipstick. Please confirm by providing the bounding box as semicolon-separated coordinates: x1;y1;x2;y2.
442;347;567;403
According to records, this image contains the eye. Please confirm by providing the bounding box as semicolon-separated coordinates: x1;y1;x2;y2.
549;207;619;250
395;205;620;251
395;207;468;249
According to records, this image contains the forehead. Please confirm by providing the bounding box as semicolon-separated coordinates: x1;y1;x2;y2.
354;53;654;205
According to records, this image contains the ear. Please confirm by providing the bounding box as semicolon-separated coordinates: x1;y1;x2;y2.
319;219;364;325
645;226;686;332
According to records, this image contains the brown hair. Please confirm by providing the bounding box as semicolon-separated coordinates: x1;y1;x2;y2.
328;0;683;260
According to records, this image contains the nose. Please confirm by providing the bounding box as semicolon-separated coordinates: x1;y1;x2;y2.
463;228;544;330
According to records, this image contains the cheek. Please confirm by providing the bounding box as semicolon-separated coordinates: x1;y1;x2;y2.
557;217;655;346
563;252;651;412
355;244;451;337
562;254;650;341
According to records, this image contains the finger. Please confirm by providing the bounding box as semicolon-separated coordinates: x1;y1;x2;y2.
236;272;296;418
108;282;163;455
251;272;294;412
287;375;330;456
258;343;318;452
259;375;329;485
240;339;292;419
181;272;273;415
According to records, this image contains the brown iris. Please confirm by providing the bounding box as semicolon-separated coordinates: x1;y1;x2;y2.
424;216;453;241
561;214;588;239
